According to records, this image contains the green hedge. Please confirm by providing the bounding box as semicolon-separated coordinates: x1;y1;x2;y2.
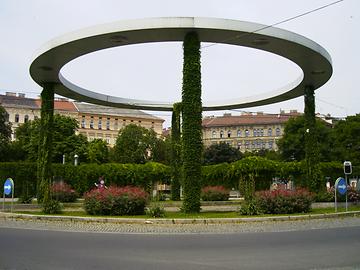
0;162;170;197
0;159;349;198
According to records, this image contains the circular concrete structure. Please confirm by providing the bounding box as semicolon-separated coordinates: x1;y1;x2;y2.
30;17;332;111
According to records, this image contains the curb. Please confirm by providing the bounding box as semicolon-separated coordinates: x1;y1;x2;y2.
1;211;359;225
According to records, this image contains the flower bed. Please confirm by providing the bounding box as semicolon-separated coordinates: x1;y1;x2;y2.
255;188;315;214
50;182;78;203
84;186;149;216
201;185;230;201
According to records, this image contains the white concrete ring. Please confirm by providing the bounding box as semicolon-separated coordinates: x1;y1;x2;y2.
30;17;332;111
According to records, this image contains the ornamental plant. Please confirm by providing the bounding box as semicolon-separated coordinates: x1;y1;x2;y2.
50;182;78;202
84;186;149;216
255;188;315;214
201;186;230;201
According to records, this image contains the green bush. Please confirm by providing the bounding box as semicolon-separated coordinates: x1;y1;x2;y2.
50;182;78;202
146;204;166;218
84;186;149;216
239;200;262;216
256;189;315;214
201;186;229;201
42;199;63;214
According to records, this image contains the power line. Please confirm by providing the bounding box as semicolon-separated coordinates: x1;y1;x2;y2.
201;0;344;49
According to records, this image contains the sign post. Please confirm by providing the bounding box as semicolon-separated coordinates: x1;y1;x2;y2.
335;177;347;212
3;178;14;212
343;161;352;212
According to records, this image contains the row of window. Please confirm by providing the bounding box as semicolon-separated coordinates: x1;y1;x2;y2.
80;116;154;130
14;114;37;123
212;128;281;139
226;140;275;150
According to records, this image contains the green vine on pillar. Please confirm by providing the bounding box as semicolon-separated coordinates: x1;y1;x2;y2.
181;32;203;213
170;102;182;201
37;83;55;203
304;85;321;191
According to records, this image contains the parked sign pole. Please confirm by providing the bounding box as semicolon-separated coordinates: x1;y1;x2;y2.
3;178;14;212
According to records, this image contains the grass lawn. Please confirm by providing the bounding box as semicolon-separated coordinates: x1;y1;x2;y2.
14;205;360;219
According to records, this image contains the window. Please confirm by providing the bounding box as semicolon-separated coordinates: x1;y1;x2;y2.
227;130;231;138
212;131;216;138
15;114;19;123
98;117;102;129
220;130;224;138
106;118;110;130
276;127;281;136
237;130;242;137
245;141;250;149
253;129;257;137
268;140;273;149
4;112;9;122
106;136;111;144
151;121;155;128
268;128;272;137
24;115;29;123
114;118;118;130
245;129;249;137
237;142;242;150
90;117;94;129
81;117;86;128
260;129;264;137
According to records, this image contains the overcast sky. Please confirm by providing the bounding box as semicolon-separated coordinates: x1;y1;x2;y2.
1;0;359;127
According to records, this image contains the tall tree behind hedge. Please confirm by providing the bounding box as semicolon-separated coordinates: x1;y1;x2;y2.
0;105;12;161
181;32;203;213
37;83;54;203
304;85;321;191
170;102;182;200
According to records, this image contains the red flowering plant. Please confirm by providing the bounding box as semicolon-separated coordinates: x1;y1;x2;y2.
255;188;315;214
84;186;149;216
50;182;78;203
201;186;230;201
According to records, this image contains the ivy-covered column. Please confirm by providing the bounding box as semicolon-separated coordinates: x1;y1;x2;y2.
170;102;182;201
181;32;203;213
304;85;321;191
37;83;55;203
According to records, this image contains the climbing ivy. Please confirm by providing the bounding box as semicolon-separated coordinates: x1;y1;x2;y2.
181;32;203;213
37;83;54;203
170;102;182;201
304;85;322;191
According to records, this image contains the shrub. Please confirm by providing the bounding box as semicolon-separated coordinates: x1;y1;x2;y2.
146;204;166;218
50;182;78;202
256;188;315;214
42;200;63;214
201;186;230;201
84;186;149;216
315;190;335;202
348;188;360;203
239;200;262;216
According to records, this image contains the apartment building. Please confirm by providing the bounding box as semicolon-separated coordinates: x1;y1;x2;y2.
0;92;164;146
202;111;300;152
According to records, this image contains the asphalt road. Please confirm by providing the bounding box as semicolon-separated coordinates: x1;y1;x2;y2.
1;226;360;270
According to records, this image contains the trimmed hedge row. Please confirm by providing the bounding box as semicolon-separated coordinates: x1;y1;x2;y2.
0;157;348;198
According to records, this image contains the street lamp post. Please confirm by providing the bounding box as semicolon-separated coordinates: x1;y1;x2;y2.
74;154;79;166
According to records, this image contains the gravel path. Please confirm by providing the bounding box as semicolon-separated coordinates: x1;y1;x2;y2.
1;216;360;234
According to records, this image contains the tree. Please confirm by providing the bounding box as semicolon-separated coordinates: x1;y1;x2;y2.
0;105;12;161
203;142;242;165
87;139;109;164
14;114;88;163
331;114;360;165
277;115;332;162
113;124;159;164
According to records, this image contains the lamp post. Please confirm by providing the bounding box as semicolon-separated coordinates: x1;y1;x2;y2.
74;154;79;166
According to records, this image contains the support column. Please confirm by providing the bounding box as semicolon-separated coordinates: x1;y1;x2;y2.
37;83;55;203
181;32;203;213
304;85;321;191
170;102;182;201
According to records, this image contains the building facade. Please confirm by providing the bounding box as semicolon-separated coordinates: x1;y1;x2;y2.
202;111;300;152
0;92;164;146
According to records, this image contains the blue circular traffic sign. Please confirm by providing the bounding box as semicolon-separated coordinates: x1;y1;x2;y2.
3;178;14;196
336;177;347;195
